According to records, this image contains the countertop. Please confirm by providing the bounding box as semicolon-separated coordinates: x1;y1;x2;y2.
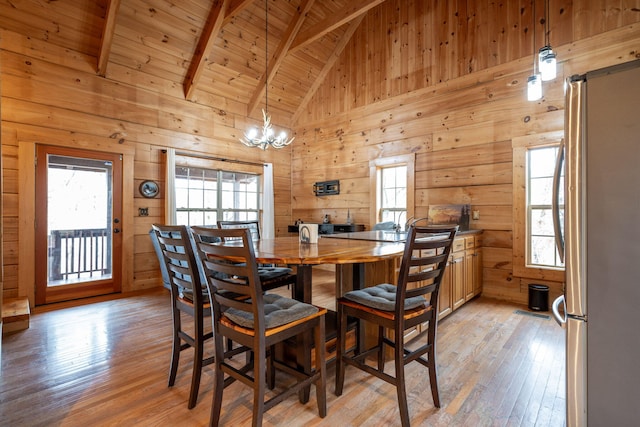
322;228;481;243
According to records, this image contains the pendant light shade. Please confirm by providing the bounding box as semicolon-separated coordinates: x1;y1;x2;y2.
538;45;557;81
538;0;557;82
527;74;542;101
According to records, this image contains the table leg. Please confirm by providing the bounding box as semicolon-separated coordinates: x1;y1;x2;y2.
294;264;313;303
352;263;365;353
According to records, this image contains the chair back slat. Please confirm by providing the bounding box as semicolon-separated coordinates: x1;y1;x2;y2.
152;224;206;306
191;226;267;331
217;220;261;242
396;225;458;317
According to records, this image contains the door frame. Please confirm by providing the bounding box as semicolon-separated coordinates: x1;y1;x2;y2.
18;139;135;307
35;145;123;305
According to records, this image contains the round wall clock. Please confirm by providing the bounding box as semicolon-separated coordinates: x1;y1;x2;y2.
139;180;159;198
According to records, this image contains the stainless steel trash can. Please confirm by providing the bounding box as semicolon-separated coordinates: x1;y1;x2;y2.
528;284;549;311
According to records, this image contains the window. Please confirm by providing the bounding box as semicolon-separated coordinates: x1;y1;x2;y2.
527;146;564;268
512;130;564;282
380;165;407;225
175;166;259;226
370;155;414;228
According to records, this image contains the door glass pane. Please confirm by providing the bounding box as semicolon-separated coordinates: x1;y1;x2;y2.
47;155;113;286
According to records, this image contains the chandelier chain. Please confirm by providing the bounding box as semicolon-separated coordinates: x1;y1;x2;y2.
239;0;294;149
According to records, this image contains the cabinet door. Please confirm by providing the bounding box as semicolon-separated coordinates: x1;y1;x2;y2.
473;247;483;296
464;250;475;300
438;254;453;320
451;251;465;310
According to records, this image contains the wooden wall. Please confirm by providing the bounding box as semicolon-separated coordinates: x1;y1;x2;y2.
292;1;640;304
0;30;293;303
2;0;640;306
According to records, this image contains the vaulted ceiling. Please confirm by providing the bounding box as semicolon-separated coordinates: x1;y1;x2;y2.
1;0;386;125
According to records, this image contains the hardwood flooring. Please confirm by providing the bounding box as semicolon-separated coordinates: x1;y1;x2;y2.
1;272;565;426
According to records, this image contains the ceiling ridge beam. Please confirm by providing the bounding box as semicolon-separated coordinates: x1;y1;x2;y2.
289;0;386;55
292;14;365;125
183;0;229;101
96;0;122;77
246;0;316;118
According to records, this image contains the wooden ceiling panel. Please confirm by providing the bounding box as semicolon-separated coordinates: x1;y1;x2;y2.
0;0;383;120
0;0;107;57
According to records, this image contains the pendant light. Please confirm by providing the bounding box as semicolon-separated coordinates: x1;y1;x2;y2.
538;0;557;81
527;0;542;101
240;0;294;150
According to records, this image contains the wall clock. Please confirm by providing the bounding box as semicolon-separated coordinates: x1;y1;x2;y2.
139;180;159;198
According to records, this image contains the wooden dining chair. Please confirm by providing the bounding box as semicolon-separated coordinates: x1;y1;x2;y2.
151;224;214;409
335;224;458;427
191;226;328;427
217;220;297;294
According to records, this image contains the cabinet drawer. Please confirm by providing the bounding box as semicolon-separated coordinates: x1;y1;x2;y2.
452;238;465;252
465;236;475;249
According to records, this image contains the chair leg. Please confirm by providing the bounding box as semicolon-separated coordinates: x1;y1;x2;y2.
267;346;275;390
188;332;204;409
210;336;225;427
428;324;441;408
334;304;346;396
252;349;267;427
377;325;385;371
168;314;181;387
314;318;327;418
394;333;410;427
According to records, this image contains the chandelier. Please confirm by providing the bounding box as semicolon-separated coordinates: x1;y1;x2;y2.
240;0;294;150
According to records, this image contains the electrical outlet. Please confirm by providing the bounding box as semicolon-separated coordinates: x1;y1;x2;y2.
139;207;149;217
472;210;480;220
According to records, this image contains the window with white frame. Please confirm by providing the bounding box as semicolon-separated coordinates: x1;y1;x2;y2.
527;146;564;268
175;166;259;226
379;165;407;226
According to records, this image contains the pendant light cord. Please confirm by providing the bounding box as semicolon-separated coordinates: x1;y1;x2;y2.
264;0;268;114
532;0;536;72
545;0;550;47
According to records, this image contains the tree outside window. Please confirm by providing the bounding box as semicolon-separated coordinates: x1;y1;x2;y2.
380;165;407;226
527;146;564;268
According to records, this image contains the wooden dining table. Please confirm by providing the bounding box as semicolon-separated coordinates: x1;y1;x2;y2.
251;235;406;304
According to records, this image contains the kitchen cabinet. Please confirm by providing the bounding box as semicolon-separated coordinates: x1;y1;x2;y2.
390;230;483;345
438;231;483;321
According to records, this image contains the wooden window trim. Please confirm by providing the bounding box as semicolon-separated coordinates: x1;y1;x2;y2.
369;154;415;227
512;131;564;282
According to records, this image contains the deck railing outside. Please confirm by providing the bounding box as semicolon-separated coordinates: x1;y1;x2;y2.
48;228;112;283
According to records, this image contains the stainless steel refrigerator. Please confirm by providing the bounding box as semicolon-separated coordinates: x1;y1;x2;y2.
552;59;640;426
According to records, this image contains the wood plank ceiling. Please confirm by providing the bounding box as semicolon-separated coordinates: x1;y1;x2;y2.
1;0;386;125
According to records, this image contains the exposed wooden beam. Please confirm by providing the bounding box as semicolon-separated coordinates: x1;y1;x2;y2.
96;0;121;76
247;0;316;118
292;15;365;124
183;0;229;101
289;0;385;54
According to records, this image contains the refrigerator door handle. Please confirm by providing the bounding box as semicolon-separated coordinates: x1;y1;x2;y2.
552;138;565;263
552;295;567;328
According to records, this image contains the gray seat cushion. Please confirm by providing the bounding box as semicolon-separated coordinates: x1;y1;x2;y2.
225;294;318;329
257;266;294;281
343;283;427;311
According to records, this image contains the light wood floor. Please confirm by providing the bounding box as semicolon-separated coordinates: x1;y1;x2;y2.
1;272;566;427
